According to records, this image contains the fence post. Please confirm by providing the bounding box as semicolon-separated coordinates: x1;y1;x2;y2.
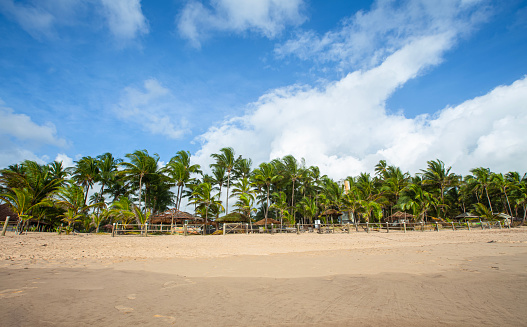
421;221;424;232
488;221;492;229
1;216;10;236
223;223;226;235
480;219;484;230
435;222;439;232
246;223;249;235
386;222;389;233
467;221;471;231
347;223;350;234
111;223;115;237
498;221;502;229
403;221;406;233
451;222;455;231
355;223;359;232
145;223;148;237
184;223;188;236
296;223;300;234
366;222;369;233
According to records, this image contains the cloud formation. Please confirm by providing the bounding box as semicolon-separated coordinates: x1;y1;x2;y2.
192;0;526;177
0;101;67;167
177;0;305;47
0;0;148;41
115;78;190;139
275;0;489;70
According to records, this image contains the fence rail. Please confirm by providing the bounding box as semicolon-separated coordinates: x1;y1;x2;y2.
109;220;511;237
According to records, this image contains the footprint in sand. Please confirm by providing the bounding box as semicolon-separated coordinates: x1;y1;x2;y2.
162;279;196;289
127;294;137;300
115;305;134;313
154;314;176;323
0;289;25;299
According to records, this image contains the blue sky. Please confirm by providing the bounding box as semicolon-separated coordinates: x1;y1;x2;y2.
1;0;526;178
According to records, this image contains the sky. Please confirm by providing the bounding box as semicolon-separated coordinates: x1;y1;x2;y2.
1;0;526;179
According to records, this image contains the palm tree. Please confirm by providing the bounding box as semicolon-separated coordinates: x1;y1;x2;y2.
420;159;458;218
0;187;51;233
252;162;282;223
72;156;100;206
210;147;237;215
165;150;201;213
120;150;159;214
189;182;223;235
108;197;136;226
491;172;513;217
95;153;121;215
281;155;305;221
468;167;494;213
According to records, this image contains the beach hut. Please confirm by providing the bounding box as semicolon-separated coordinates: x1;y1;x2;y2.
0;204;18;226
254;218;280;225
384;211;414;223
149;209;203;225
320;209;342;224
215;212;250;223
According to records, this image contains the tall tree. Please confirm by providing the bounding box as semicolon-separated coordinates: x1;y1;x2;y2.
210;147;237;215
72;156;100;206
120;150;159;214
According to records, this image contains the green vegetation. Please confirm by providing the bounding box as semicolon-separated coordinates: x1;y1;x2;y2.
1;152;526;234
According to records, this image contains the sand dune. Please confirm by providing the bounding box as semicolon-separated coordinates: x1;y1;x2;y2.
1;229;526;326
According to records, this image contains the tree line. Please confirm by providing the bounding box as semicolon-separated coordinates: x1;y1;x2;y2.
1;147;526;233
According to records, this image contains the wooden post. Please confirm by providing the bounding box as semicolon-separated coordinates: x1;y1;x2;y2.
111;223;115;237
1;216;10;236
184;223;188;236
403;221;406;233
488;221;492;229
421;221;424;232
347;223;350;234
296;223;300;234
435;222;439;232
498;221;502;229
246;223;249;235
451;222;455;231
223;223;226;235
366;222;369;233
145;223;148;237
467;221;471;231
480;219;484;230
386;222;389;233
355;223;359;232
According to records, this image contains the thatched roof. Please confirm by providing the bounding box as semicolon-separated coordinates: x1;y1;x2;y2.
216;212;250;223
385;211;414;222
254;218;281;225
0;204;18;224
150;209;203;224
320;209;342;216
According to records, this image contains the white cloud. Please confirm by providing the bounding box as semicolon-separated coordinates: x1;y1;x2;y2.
191;0;527;179
54;153;75;168
0;101;67;167
99;0;149;40
0;0;148;41
275;0;489;70
115;78;190;139
177;0;305;47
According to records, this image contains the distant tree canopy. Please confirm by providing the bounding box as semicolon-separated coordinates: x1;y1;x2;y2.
1;151;526;233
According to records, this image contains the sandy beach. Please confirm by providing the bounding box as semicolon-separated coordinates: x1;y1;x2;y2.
1;228;526;326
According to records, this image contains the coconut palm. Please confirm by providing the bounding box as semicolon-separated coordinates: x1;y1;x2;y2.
252;162;282;223
120;150;159;214
108;197;136;226
165;150;201;213
420;159;458;218
189;182;223;235
72;156;100;206
0;187;52;233
281;155;306;220
210;147;237;214
468;167;494;213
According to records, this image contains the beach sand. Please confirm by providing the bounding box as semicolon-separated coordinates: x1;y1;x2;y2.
1;228;526;326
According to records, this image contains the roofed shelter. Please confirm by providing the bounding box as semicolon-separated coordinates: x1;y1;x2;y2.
384;211;414;223
149;209;203;225
453;212;480;221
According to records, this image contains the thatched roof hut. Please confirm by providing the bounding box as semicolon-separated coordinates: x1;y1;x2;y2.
385;211;414;222
149;209;203;224
216;212;250;223
320;209;342;217
254;218;281;225
0;204;18;224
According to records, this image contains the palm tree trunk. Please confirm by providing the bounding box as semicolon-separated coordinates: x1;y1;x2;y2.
485;186;493;213
265;185;270;220
226;171;231;215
